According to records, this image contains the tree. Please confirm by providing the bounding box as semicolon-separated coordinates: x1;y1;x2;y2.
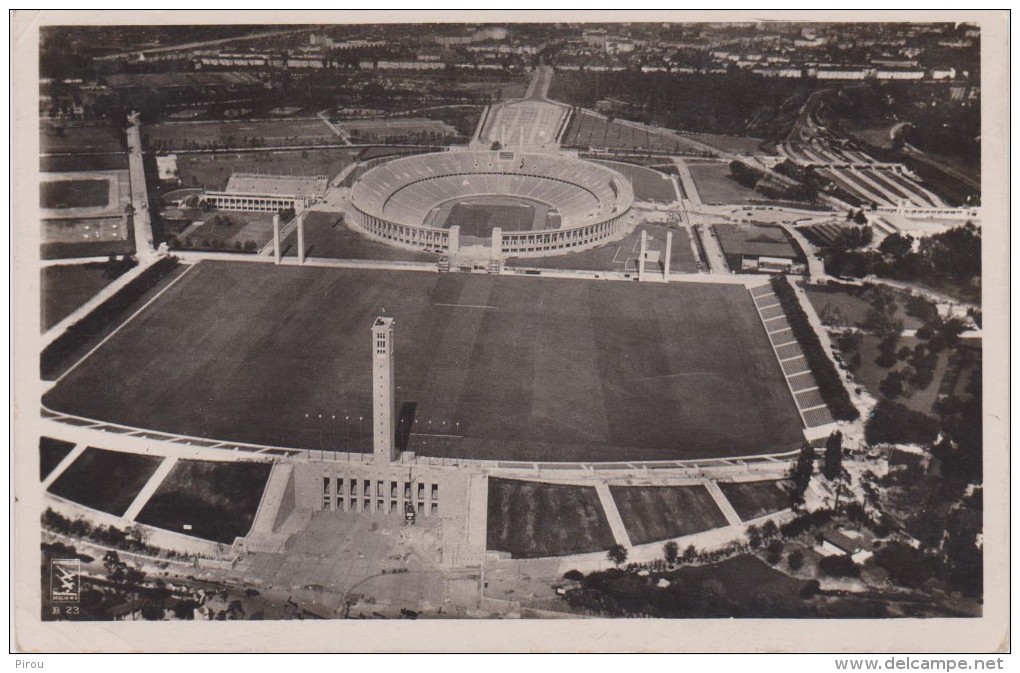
663;540;679;565
607;544;628;567
790;442;815;507
879;232;914;259
787;549;805;571
853;210;868;225
103;550;126;583
682;544;697;563
766;539;784;565
823;430;843;480
761;519;779;540
879;371;904;399
746;524;762;549
819;554;860;578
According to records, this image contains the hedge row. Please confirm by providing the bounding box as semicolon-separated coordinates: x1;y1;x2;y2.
41;256;180;380
771;275;859;421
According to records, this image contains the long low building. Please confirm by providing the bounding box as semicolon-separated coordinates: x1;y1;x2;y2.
202;173;329;213
713;223;807;274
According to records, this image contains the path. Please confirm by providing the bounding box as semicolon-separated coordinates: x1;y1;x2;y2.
316;109;352;145
125;114;157;261
593;482;633;548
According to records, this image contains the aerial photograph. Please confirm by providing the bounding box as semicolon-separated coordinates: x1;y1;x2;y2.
20;13;997;642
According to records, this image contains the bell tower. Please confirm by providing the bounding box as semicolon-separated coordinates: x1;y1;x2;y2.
371;317;397;462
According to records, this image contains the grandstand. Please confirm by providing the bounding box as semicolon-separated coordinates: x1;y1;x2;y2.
202;172;329;213
350;150;634;257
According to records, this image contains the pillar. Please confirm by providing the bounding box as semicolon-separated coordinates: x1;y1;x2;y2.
297;214;305;264
272;213;281;265
371;317;397;463
491;227;502;259
638;229;647;281
448;225;460;255
664;231;673;283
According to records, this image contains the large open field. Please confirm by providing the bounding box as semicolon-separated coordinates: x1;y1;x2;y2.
41;179;110;209
609;485;729;545
146;118;338;151
589;160;677;203
716;479;791;522
486;478;614;558
174;148;360;191
136;459;273;543
43;261;803;461
436;197;548;238
47;448;163;516
562;110;702;154
506;223;700;274
41;262;130;331
688;163;763;205
41;123;123;155
281;212;437;262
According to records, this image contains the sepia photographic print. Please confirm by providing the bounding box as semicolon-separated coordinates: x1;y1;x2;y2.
11;10;1009;653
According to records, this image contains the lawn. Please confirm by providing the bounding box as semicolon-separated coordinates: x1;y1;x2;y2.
280;212;438;262
589;160;677;203
41;123;123;154
174;148;360;191
41;259;187;381
146;118;338;151
716;479;791;522
685;132;768;155
562;110;702;154
39;437;76;480
507;223;699;274
41;262;131;331
609;485;729;545
804;284;925;330
43;261;804;462
443;200;538;237
854;335;951;415
687;163;763;205
41;179;110;209
486;478;614;558
135;459;273;544
47;448;163;516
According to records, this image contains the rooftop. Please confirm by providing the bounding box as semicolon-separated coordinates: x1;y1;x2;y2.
222;173;328;199
714;223;800;260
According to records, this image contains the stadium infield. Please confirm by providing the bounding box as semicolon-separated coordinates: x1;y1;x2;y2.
43;261;804;462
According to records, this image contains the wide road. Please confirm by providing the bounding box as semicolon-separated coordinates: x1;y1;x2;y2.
126;113;156;260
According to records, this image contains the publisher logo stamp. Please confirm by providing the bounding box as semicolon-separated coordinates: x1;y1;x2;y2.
50;559;80;603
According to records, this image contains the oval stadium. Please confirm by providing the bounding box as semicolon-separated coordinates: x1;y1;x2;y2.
349;150;634;257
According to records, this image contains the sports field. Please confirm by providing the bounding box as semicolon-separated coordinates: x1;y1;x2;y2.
589;160;677;203
43;261;804;462
507;223;700;274
146;118;337;151
445;202;534;238
688;163;762;205
41;179;110;209
486;478;614;558
433;195;551;239
175;148;360;191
